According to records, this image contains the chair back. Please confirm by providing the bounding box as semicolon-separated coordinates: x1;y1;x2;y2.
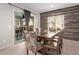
24;31;41;54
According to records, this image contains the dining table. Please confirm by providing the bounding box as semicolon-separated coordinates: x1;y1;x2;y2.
37;30;63;44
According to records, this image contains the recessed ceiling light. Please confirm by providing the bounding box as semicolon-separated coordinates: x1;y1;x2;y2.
50;5;54;8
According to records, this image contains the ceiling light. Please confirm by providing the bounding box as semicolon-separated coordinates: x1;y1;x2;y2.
50;5;54;8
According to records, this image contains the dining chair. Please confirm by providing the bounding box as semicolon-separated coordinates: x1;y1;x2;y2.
24;31;42;55
43;31;63;55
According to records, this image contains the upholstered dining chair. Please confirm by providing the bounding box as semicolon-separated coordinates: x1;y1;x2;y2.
43;32;63;55
24;31;42;55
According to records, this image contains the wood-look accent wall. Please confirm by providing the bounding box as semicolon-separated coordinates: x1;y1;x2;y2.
40;5;79;40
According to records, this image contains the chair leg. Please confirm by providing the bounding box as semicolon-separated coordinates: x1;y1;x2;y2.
60;45;63;54
57;51;59;55
60;41;63;53
57;48;61;55
57;49;61;55
27;49;29;55
59;49;61;55
35;52;37;55
35;49;37;55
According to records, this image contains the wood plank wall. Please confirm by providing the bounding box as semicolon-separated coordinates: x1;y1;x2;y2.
40;5;79;41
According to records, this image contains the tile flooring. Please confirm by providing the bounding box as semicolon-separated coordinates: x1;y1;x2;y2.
0;39;79;55
62;39;79;55
0;41;27;55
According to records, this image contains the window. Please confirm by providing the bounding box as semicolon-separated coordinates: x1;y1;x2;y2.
48;15;64;32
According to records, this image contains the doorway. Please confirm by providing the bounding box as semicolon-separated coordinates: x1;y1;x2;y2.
14;10;25;43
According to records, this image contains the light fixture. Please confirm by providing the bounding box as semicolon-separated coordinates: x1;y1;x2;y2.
50;5;54;8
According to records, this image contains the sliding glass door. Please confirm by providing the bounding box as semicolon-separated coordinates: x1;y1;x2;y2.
14;10;34;43
14;11;25;42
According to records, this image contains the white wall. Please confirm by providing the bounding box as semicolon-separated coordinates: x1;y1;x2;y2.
0;3;40;49
0;4;13;49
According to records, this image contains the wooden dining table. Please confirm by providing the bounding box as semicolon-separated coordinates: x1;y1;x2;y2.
37;30;63;43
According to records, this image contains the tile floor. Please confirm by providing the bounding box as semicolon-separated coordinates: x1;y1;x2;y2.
62;39;79;55
0;39;79;55
0;41;28;55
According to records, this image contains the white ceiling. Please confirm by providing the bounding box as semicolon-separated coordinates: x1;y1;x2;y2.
13;3;79;13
